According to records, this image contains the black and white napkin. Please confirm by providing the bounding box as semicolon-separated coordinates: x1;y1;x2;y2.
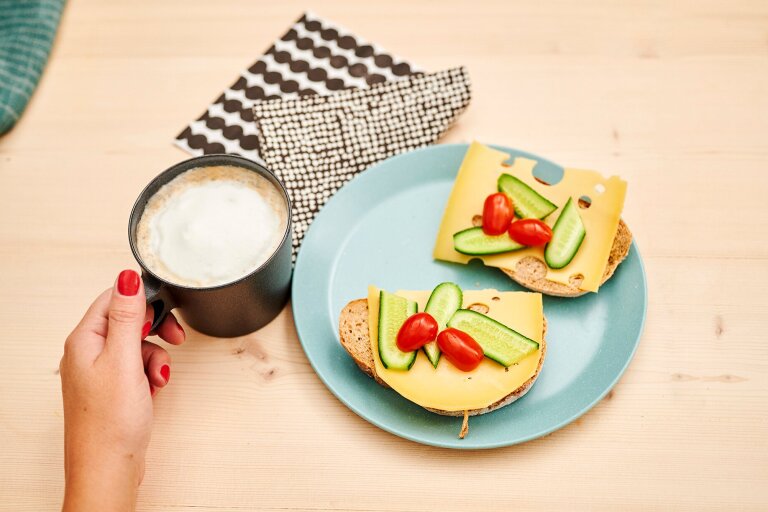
174;12;471;258
175;11;421;161
252;67;472;256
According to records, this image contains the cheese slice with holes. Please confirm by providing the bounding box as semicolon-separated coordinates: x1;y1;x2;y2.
433;142;627;293
367;285;543;412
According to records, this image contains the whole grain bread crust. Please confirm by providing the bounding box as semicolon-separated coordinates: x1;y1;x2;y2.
500;219;632;297
338;299;547;417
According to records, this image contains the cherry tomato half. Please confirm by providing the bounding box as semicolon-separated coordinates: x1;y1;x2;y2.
482;193;514;236
436;328;484;372
508;218;553;246
396;312;439;352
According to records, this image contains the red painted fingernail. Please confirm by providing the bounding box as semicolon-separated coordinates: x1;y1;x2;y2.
117;270;140;296
160;365;170;383
142;322;151;338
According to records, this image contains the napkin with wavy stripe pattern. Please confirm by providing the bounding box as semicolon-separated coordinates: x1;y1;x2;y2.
175;11;420;162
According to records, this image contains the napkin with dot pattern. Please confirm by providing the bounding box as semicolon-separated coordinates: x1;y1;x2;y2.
252;67;471;257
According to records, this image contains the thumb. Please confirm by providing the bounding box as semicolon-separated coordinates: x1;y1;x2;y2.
104;269;146;366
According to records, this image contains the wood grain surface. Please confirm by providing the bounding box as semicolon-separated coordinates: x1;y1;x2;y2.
1;0;767;510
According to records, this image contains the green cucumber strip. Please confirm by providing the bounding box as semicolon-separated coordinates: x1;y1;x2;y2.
423;282;463;367
453;227;525;256
447;309;539;367
498;173;558;219
378;291;418;370
544;197;586;269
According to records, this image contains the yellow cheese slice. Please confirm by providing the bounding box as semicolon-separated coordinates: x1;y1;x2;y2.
433;142;627;293
367;285;543;412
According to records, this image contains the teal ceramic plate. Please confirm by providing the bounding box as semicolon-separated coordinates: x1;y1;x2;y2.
292;144;647;449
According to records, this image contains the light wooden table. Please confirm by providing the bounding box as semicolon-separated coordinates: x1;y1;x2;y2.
2;0;767;510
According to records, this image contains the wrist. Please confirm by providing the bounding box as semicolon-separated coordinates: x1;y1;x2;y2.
63;444;142;512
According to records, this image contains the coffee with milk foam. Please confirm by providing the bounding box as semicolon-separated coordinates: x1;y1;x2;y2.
137;166;287;288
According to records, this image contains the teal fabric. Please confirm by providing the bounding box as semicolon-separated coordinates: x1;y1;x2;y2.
0;0;65;135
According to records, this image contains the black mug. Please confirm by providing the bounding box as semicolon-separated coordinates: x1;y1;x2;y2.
128;154;293;338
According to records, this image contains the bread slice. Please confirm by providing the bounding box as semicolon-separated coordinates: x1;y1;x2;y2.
338;299;547;417
500;219;632;297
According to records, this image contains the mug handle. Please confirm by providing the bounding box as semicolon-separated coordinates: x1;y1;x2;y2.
142;272;176;333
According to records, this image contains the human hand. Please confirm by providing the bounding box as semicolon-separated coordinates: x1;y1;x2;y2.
60;269;186;511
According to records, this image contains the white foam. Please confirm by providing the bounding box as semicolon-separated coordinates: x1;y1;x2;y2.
137;166;287;287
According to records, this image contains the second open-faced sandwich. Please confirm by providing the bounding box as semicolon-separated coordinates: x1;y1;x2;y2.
433;142;631;296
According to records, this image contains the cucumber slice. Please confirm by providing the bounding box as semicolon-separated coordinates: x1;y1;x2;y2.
545;197;586;269
378;291;418;370
423;282;463;367
453;227;525;255
447;309;539;367
498;173;558;219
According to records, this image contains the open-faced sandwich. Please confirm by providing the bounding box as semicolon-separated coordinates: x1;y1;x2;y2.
339;282;545;438
433;142;631;296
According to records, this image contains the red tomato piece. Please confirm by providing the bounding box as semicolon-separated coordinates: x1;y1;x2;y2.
508;218;553;246
396;312;439;352
436;328;484;372
482;193;514;236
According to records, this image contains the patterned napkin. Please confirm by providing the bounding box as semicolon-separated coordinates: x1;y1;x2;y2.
175;12;472;258
252;67;471;256
175;12;421;161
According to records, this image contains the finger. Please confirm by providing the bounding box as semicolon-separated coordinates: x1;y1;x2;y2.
64;288;113;364
141;340;172;388
73;288;112;338
155;312;186;345
104;269;145;365
142;306;154;340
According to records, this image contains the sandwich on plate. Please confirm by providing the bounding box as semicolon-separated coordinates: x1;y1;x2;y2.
433;141;631;296
339;282;545;437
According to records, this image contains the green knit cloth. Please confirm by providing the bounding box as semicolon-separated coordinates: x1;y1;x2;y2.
0;0;65;135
